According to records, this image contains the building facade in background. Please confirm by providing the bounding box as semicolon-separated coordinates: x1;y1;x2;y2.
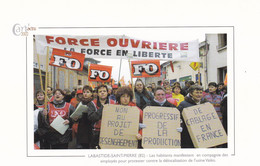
144;33;227;90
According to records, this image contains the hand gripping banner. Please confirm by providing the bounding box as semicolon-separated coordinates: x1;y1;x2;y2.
88;64;112;82
131;60;161;78
49;48;85;71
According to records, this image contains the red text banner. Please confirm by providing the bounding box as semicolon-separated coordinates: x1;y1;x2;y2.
49;48;85;71
131;60;161;78
88;64;112;82
35;35;200;62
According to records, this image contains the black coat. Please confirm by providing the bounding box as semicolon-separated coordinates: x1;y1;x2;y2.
76;99;93;146
177;96;208;148
221;95;227;134
37;101;75;147
144;99;176;108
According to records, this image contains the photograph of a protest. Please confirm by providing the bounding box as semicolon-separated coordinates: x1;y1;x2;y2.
33;33;228;150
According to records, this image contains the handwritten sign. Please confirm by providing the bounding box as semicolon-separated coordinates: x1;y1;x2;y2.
142;106;181;148
182;102;227;148
99;104;140;149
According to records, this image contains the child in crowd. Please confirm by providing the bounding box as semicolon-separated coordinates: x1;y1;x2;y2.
172;85;184;106
165;85;173;98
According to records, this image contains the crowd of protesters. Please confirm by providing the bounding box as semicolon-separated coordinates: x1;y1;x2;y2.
34;79;227;149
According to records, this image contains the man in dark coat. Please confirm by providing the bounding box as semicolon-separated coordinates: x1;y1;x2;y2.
177;85;208;148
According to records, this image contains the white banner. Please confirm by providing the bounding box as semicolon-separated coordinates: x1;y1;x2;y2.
35;35;199;61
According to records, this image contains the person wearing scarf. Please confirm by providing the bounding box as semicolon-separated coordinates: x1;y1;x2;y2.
37;89;75;149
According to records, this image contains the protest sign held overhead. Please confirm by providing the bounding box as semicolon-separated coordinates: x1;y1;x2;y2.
35;35;200;61
49;48;85;71
88;64;112;82
142;106;181;148
131;60;161;78
182;102;227;148
99;104;140;149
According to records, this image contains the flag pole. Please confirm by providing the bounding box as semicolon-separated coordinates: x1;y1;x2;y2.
44;47;50;117
198;62;201;85
127;53;135;100
34;38;44;91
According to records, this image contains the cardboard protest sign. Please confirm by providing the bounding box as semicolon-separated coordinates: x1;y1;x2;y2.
88;64;112;82
142;106;181;148
182;102;227;148
49;48;85;71
131;60;161;78
35;35;200;62
99;104;139;149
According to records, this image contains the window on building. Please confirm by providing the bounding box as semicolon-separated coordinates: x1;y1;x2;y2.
78;80;82;86
217;34;227;51
218;67;227;83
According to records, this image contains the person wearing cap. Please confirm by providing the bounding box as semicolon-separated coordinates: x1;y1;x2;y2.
203;82;223;122
70;89;83;108
86;84;115;149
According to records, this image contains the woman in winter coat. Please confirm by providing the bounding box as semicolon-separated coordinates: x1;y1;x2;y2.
86;85;115;149
75;85;94;149
34;90;45;109
37;89;75;149
134;78;154;110
116;86;144;148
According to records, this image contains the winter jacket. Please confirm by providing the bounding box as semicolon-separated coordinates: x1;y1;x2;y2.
87;98;115;131
203;93;223;120
135;91;154;110
76;98;94;145
144;98;177;108
172;93;185;106
177;96;208;148
37;100;75;146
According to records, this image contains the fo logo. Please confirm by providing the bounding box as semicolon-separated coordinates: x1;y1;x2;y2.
90;70;110;80
52;55;81;70
133;63;159;76
131;60;161;78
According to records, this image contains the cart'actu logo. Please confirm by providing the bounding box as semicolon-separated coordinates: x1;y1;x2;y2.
90;69;110;80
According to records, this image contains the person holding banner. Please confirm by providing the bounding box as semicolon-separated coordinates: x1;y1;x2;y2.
87;84;115;149
177;85;208;148
134;79;154;110
76;85;94;149
40;89;75;149
115;86;144;148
